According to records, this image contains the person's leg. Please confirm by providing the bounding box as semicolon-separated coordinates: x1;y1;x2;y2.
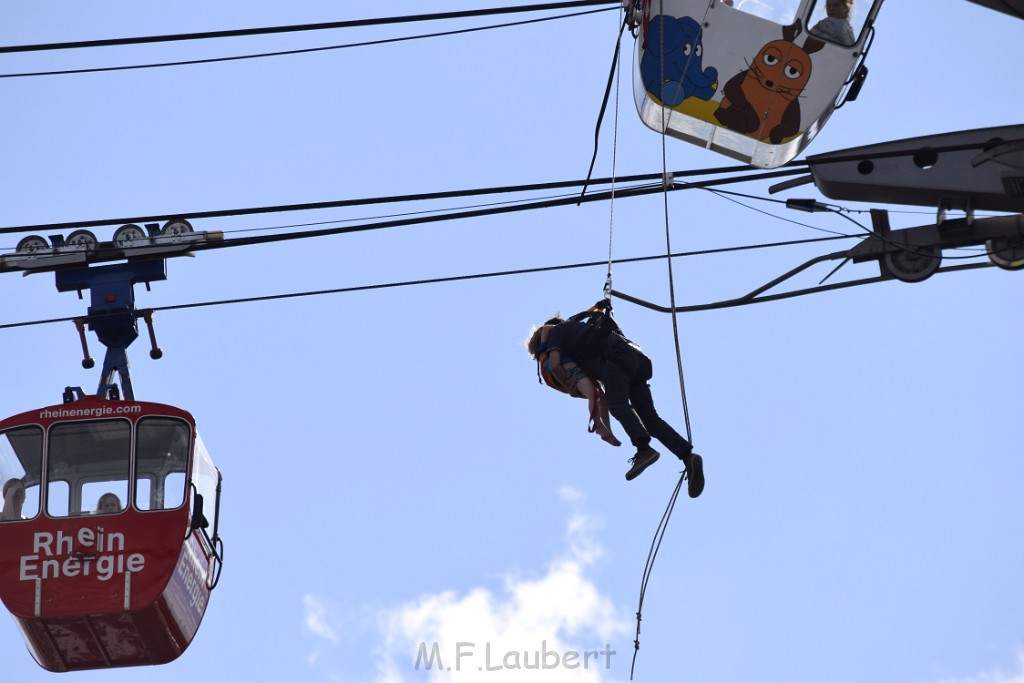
604;346;660;480
601;348;651;450
629;354;693;462
629;354;704;497
575;376;620;446
594;385;621;446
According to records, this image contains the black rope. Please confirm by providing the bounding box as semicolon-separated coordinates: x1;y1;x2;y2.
579;14;628;202
630;471;686;680
630;4;712;672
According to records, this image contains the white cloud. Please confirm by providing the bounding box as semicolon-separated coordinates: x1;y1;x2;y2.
304;593;340;645
559;486;584;503
371;493;629;682
936;653;1024;683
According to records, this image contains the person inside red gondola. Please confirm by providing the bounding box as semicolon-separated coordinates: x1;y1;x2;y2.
2;478;26;521
96;492;122;515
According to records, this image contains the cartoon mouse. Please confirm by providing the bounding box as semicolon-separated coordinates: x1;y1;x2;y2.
640;15;718;108
714;21;824;144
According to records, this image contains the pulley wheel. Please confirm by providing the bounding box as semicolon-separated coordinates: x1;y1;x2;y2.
65;230;98;253
883;245;941;283
161;219;194;242
986;236;1024;271
113;223;147;251
15;235;49;255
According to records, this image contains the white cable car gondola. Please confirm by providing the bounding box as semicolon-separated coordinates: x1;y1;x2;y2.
632;0;884;168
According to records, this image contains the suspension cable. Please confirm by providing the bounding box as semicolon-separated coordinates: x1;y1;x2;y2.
0;8;617;79
0;164;808;236
0;234;860;332
0;1;620;54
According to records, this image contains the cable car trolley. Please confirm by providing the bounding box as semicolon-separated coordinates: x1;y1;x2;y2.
0;251;223;672
630;0;884;168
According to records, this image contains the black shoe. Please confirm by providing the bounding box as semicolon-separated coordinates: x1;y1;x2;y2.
686;453;704;498
625;447;660;481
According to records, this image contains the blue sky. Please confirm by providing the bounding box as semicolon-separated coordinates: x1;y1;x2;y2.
1;2;1022;682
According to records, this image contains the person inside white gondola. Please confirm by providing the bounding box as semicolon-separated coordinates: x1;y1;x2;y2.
811;0;855;44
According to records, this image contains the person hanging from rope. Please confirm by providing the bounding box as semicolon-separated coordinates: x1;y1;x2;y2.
530;315;622;448
527;300;704;495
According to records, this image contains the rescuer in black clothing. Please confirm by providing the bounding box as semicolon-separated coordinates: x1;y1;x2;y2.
535;313;704;496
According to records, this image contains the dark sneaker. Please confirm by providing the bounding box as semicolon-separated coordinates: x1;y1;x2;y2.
686;453;704;498
625;447;660;481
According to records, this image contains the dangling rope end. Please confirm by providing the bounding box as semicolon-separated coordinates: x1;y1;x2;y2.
630;643;641;679
629;610;643;679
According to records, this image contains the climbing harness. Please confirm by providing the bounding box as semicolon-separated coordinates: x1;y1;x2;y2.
534;299;621;393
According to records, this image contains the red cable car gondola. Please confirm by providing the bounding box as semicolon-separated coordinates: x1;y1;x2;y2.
631;0;885;168
0;249;223;672
0;395;222;671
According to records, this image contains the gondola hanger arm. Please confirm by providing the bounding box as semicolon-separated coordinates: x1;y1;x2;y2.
611;257;994;314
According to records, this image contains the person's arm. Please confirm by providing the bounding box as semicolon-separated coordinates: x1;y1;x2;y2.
547;349;566;384
545;324;569;385
560;361;591;399
570;370;597;400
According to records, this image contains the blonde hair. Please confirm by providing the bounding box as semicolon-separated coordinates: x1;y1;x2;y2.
525;326;544;358
525;314;563;358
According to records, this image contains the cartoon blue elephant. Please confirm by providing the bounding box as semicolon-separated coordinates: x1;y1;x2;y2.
641;15;718;107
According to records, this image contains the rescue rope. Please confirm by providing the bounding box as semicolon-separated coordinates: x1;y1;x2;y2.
579;14;628;203
604;11;622;301
630;2;700;676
